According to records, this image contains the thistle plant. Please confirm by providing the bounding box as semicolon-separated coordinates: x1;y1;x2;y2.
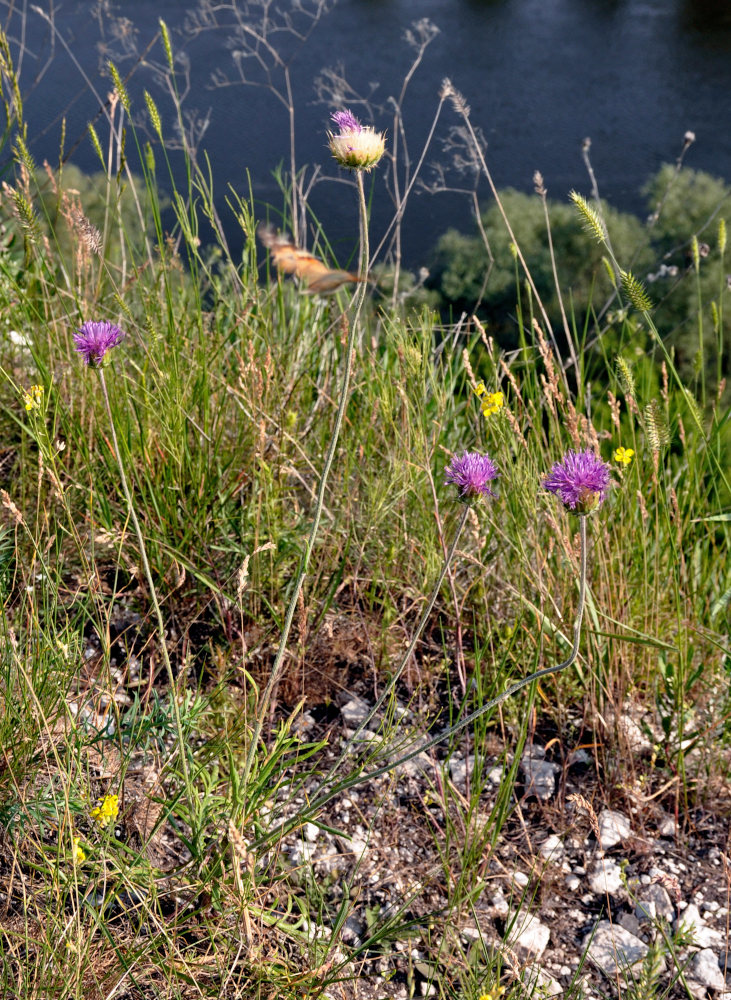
263;450;610;832
375;449;611;771
242;110;384;788
303;451;499;797
75;321;191;790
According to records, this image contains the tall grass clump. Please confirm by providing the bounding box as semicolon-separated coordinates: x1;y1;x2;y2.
0;15;729;1000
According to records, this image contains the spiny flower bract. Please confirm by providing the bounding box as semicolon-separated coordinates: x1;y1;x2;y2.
444;451;499;502
73;320;125;367
543;449;611;514
328;108;385;171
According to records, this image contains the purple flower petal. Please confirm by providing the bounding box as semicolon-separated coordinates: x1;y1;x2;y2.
330;109;362;134
445;451;499;501
543;449;611;514
73;320;125;367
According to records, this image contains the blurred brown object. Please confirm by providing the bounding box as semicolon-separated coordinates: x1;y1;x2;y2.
258;224;365;294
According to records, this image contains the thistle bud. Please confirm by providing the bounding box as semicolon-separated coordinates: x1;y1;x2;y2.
328;109;386;172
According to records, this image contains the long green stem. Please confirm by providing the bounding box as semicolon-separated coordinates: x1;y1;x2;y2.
254;515;589;848
242;171;371;789
98;369;190;789
364;514;589;778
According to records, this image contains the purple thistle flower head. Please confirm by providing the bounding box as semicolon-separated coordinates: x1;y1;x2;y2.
73;320;125;368
543;449;611;514
445;451;499;503
330;109;362;134
328;109;385;171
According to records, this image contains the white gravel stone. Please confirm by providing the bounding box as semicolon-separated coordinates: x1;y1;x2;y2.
506;910;551;959
597;809;632;849
677;904;726;949
336;834;368;859
448;755;476;786
658;814;677;837
520;754;560;800
394;749;433;778
340;695;371;727
489;888;509;918
689;949;724;990
584;920;649;977
617;713;652;752
519;962;562;997
636;883;674;922
540;833;565;862
288;841;315;865
588;859;624;895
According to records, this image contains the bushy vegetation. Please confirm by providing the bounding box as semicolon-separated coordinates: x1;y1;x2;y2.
0;14;729;1000
434;165;731;406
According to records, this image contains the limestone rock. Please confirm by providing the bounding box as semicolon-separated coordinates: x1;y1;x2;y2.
597;809;632;850
506;910;550;959
636;883;674;923
588;859;624;895
539;833;565;862
677;904;726;950
584;920;649;977
688;949;724;991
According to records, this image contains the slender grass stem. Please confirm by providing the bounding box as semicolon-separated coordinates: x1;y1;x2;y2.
242;171;371;791
98;369;191;790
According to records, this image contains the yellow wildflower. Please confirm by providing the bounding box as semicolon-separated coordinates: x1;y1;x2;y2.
474;382;504;416
91;793;119;828
22;384;44;411
481;392;504;417
613;446;634;466
71;836;86;864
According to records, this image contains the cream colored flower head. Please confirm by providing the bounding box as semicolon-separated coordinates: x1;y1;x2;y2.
328;109;386;171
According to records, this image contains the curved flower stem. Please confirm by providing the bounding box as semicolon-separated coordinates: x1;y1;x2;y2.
98;370;191;790
253;515;589;847
316;504;471;792
365;514;589;778
242;171;371;789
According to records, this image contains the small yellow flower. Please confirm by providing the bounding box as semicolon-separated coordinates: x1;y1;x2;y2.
481;391;504;417
91;793;119;828
22;384;44;411
474;382;504;417
613;446;634;466
71;836;86;864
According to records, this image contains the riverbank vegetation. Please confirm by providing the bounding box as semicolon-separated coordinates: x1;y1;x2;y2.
0;15;730;1000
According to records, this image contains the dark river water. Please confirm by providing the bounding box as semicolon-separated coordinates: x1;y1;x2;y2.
7;0;731;270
